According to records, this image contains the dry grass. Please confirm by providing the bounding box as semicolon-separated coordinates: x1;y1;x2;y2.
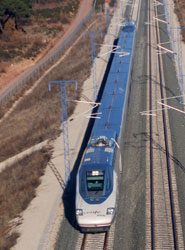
0;150;50;250
0;12;107;250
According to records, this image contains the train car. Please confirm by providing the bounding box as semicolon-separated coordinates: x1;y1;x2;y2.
75;130;120;232
92;21;136;138
75;21;136;233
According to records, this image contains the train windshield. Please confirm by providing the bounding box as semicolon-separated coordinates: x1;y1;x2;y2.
86;170;104;192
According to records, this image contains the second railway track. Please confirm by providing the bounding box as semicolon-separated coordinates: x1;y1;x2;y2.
146;0;184;249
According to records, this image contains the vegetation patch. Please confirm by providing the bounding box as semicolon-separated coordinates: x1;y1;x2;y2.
33;8;61;21
0;150;50;250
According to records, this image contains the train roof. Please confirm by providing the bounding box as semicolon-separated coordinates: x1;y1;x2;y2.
92;22;135;138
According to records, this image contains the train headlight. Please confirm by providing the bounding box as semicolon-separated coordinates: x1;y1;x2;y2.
107;208;115;215
76;209;83;216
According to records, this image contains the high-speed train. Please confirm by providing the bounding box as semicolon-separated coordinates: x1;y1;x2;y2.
75;21;136;232
76;130;120;232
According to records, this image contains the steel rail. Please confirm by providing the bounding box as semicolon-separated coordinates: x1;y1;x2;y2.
103;231;109;250
148;0;154;248
81;234;87;250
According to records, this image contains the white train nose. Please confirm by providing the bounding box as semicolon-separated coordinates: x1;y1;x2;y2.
77;214;113;228
77;216;112;233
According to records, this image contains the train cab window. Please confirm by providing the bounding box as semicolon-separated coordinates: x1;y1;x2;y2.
106;177;111;192
105;168;112;192
86;170;104;192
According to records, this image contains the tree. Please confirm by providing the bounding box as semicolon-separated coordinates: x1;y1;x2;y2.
0;0;32;33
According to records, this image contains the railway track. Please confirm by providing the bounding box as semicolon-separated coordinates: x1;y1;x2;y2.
80;232;109;250
146;0;184;249
75;222;116;250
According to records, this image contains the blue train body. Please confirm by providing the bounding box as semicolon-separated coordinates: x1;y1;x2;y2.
76;22;136;232
92;22;135;137
78;130;117;205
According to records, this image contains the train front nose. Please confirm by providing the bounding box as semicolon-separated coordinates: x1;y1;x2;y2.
76;212;114;232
